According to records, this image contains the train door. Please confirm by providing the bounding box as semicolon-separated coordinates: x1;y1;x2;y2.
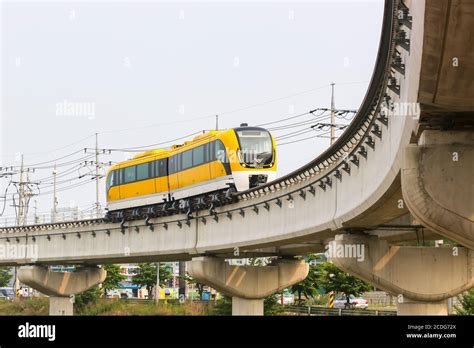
177;149;193;189
168;152;180;194
154;157;169;200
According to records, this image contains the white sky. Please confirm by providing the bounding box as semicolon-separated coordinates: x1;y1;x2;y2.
0;0;383;223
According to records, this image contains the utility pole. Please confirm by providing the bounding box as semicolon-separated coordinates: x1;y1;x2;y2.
215;115;219;130
83;136;111;217
17;155;26;226
155;262;160;304
33;199;38;224
330;82;336;145
52;164;57;223
14;155;26;298
179;261;186;301
7;156;37;298
95;133;100;218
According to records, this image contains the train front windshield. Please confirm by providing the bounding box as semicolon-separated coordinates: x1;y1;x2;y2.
236;129;274;167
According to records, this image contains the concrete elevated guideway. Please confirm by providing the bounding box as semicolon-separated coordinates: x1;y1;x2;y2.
0;0;472;315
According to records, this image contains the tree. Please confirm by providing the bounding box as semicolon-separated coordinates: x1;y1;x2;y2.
454;288;474;315
264;295;284;315
0;267;12;287
101;264;127;297
213;295;232;315
74;286;101;311
317;262;371;308
290;255;320;304
181;273;206;300
132;263;172;297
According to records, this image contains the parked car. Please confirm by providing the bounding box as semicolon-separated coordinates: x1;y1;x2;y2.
276;290;295;305
0;288;14;301
106;290;121;299
0;293;11;301
334;295;368;309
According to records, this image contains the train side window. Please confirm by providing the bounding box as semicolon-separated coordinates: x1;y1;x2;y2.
215;140;227;162
169;155;178;174
160;159;168;176
203;143;209;163
182;150;193;170
149;161;155;178
193;145;205;166
136;163;149;181
106;170;115;191
123;166;136;184
176;154;181;172
209;141;216;161
155;159;168;177
169;156;174;174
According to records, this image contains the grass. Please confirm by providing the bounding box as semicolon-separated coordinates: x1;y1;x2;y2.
0;298;398;316
78;299;214;316
368;304;397;311
0;298;49;315
0;298;214;316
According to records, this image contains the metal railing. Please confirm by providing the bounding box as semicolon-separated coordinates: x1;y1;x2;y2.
287;305;396;316
0;211;104;228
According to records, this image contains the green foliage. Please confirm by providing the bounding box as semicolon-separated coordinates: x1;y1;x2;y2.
132;263;173;295
0;297;212;316
265;295;284;315
317;261;371;304
290;255;320;304
182;274;206;300
454;288;474;315
74;287;102;311
0;267;12;287
0;297;48;315
101;264;126;296
213;295;232;315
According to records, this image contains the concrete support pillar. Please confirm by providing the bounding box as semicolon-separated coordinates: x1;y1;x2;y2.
232;297;263;316
188;257;308;315
402;130;474;249
49;296;73;316
18;265;106;316
397;299;449;316
327;234;474;315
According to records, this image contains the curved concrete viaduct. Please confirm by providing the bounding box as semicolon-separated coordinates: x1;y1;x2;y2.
0;0;415;265
0;0;472;315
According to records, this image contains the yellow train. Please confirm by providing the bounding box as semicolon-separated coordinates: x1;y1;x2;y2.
105;124;277;220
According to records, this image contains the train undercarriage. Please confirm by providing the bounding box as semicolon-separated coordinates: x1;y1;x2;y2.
104;186;238;224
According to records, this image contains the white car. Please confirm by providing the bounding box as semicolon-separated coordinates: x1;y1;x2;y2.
333;295;368;309
106;290;122;298
276;292;295;305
